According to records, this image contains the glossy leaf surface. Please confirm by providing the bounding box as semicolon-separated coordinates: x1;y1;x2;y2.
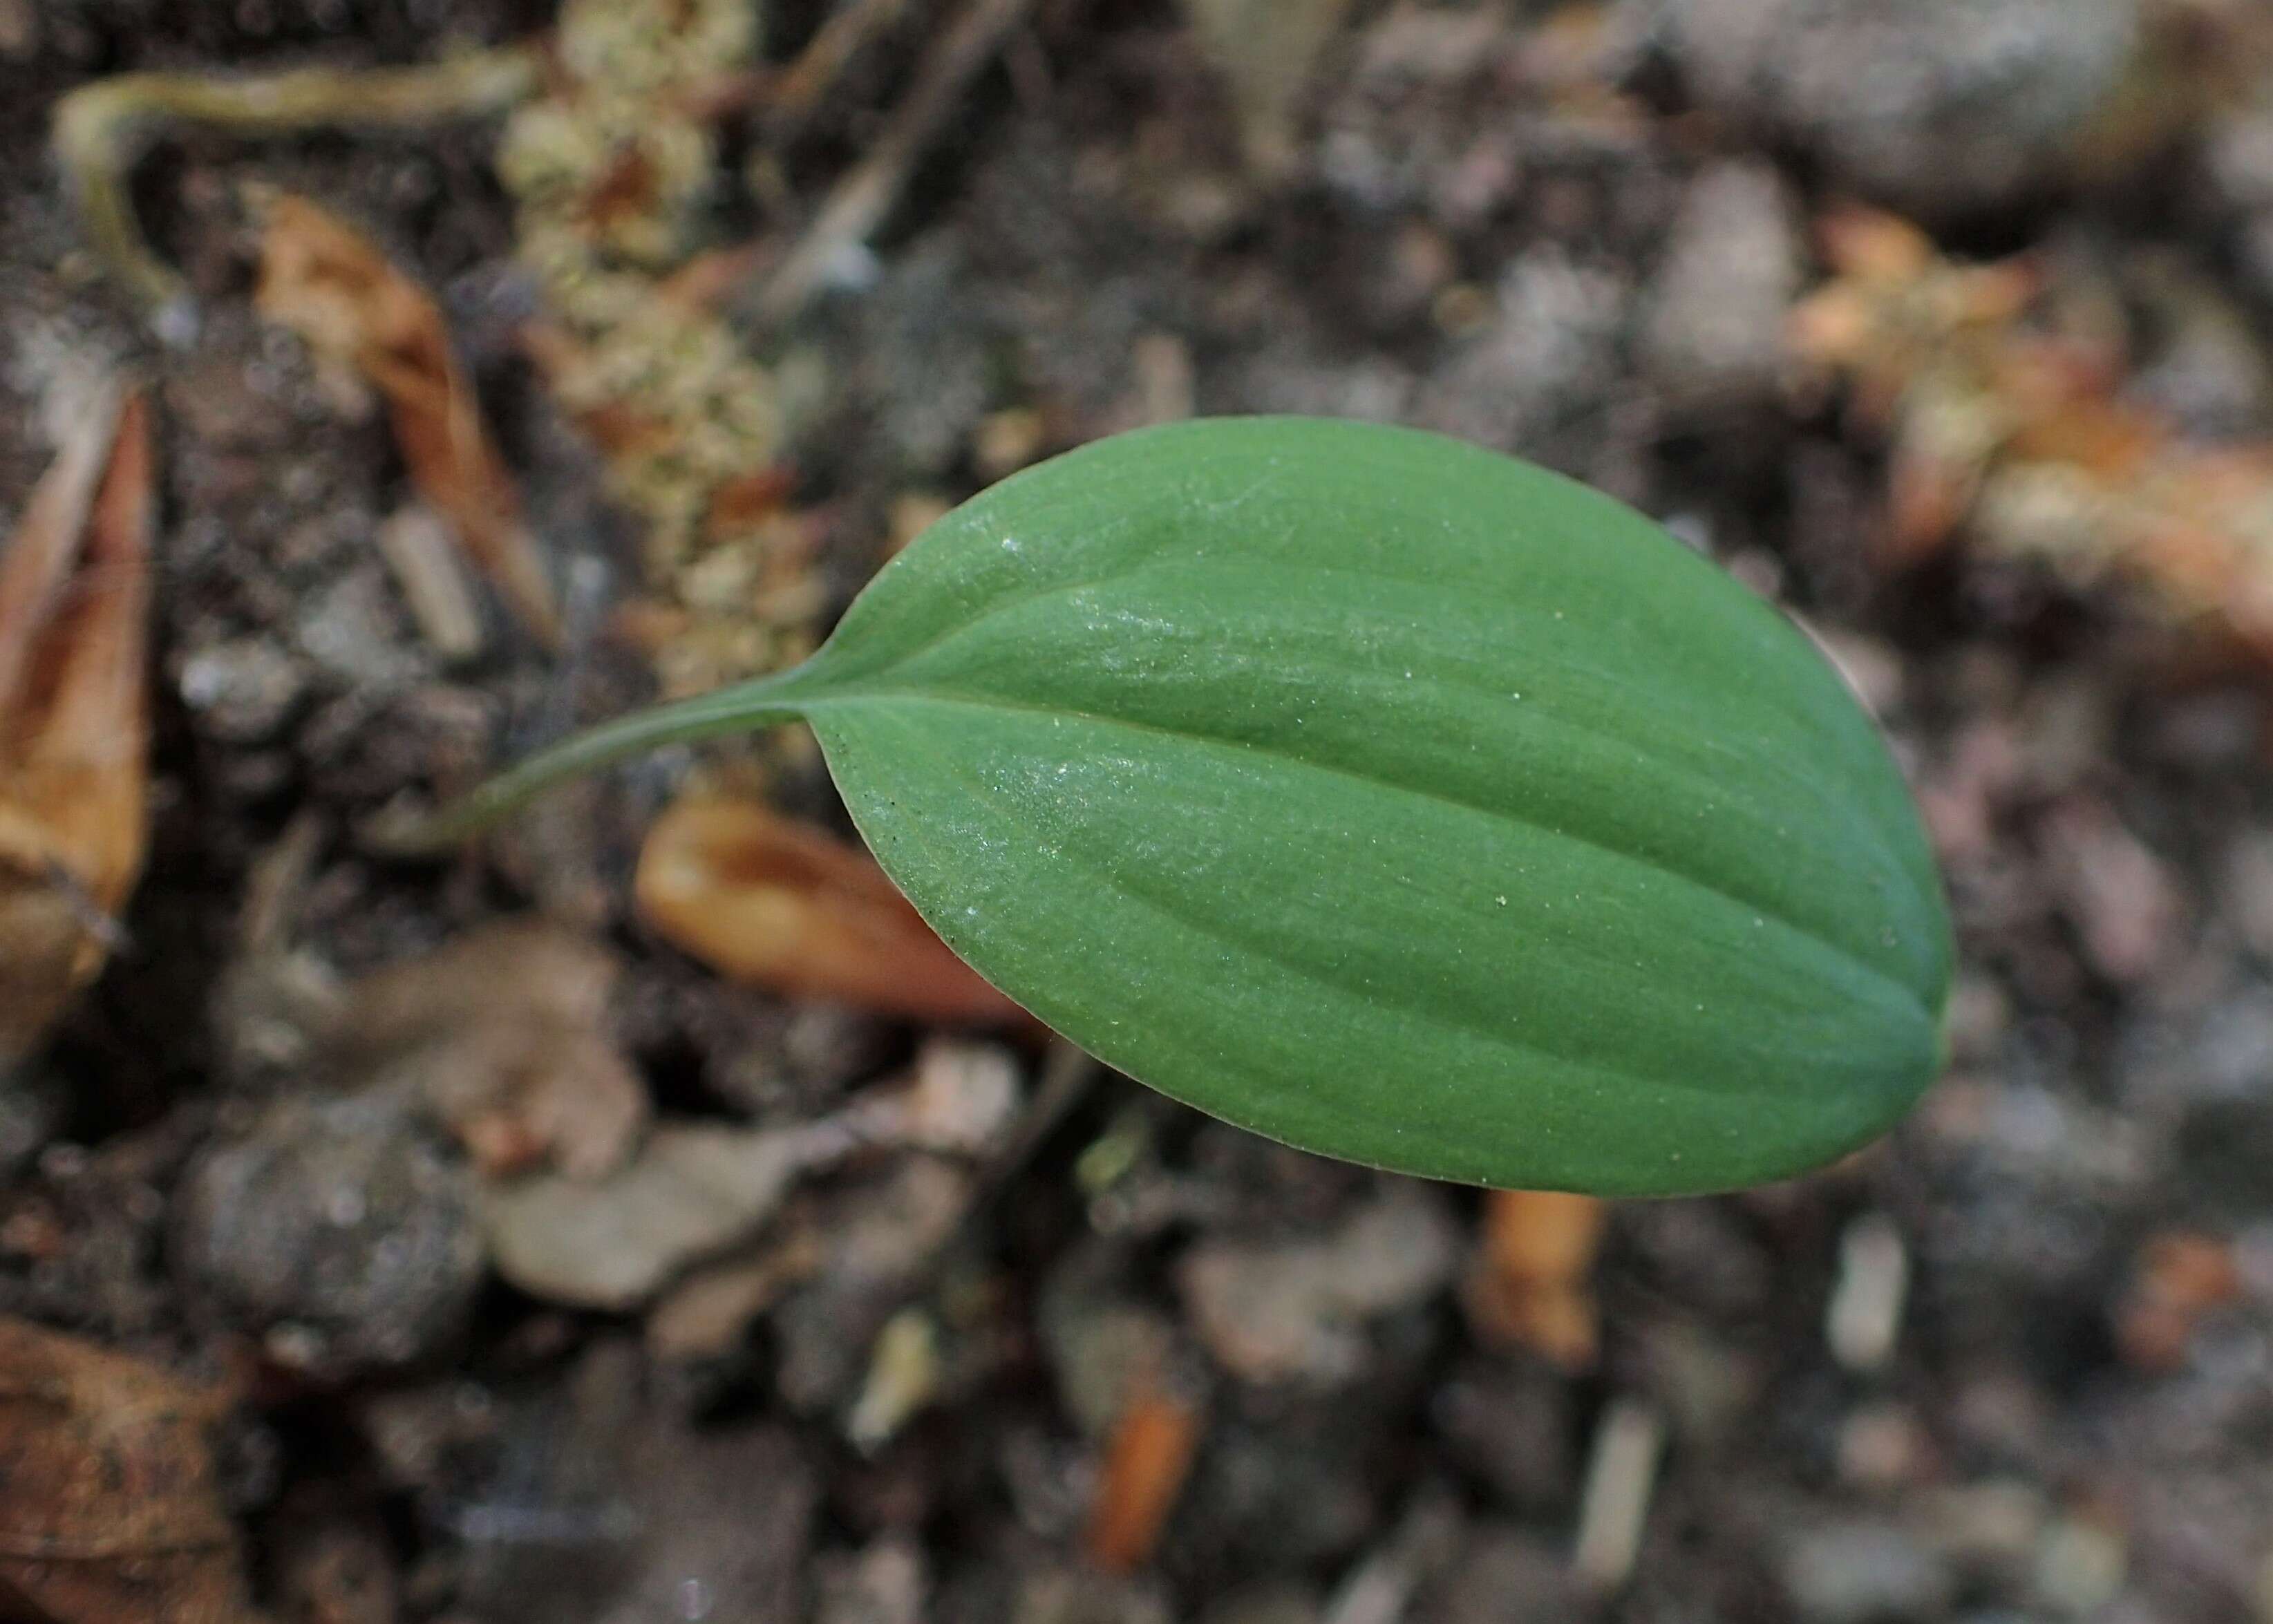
433;417;1953;1194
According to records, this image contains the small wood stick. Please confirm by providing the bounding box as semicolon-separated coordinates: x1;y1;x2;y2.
755;0;1042;323
1572;1397;1663;1590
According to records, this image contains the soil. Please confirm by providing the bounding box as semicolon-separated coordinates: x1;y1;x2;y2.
5;1;2273;1621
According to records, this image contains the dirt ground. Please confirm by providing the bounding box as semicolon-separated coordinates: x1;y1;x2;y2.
6;1;2273;1621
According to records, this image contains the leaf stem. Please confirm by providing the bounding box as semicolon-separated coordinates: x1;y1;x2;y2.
363;669;822;856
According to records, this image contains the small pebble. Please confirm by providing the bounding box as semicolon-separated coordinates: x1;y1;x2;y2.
2030;1517;2126;1616
1639;160;1802;407
172;1091;484;1379
177;636;309;744
1780;1520;1954;1624
1660;0;2139;214
1827;1212;1909;1372
1837;1403;1930;1490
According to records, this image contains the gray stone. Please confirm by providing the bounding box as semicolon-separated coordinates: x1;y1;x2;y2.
172;1090;484;1379
1413;1524;1584;1624
1781;1520;1956;1623
1412;249;1631;470
1660;0;2138;214
176;635;308;744
1641;160;1803;406
1178;1187;1460;1384
2205;106;2273;303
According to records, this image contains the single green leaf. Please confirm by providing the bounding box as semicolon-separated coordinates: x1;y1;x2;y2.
402;417;1952;1196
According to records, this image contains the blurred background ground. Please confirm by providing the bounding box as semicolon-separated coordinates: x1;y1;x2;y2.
6;1;2273;1621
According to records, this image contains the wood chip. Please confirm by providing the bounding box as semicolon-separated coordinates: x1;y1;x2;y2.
847;1307;943;1452
1572;1397;1663;1590
376;502;487;661
2116;1229;2241;1372
1826;1211;1909;1373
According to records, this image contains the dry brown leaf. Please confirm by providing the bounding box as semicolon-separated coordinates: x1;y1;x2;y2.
0;1317;260;1624
1462;1189;1607;1372
337;919;648;1179
254;192;560;648
635;794;1035;1027
0;383;153;1064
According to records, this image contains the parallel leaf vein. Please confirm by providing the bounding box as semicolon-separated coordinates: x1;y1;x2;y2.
825;688;1932;1010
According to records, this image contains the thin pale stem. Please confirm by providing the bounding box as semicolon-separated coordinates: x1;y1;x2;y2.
364;668;823;856
53;47;542;342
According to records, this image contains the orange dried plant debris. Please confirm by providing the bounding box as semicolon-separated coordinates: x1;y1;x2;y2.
634;793;1033;1026
2115;1229;2242;1372
0;383;153;1063
1792;205;2273;653
1462;1188;1608;1372
254;191;561;647
1082;1371;1202;1574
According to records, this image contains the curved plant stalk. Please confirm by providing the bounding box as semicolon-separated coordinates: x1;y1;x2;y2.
53;46;541;343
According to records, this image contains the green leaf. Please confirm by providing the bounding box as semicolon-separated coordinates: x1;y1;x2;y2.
406;417;1952;1196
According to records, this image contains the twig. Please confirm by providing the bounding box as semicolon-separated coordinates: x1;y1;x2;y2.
970;1036;1099;1213
53;46;542;345
236;811;327;956
755;0;1041;323
676;0;918;132
768;0;915;131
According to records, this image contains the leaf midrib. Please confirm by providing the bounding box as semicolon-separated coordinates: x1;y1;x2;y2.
811;686;1934;1012
852;708;1840;1122
827;551;1921;887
